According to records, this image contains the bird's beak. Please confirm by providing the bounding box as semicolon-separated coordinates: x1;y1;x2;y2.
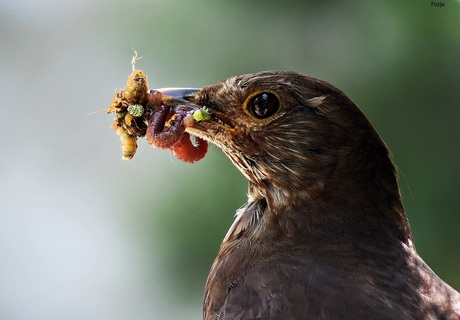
155;87;236;137
155;87;201;107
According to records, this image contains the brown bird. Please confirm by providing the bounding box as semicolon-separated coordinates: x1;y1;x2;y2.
161;71;460;319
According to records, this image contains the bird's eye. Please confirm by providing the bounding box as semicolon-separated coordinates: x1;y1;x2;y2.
247;92;280;119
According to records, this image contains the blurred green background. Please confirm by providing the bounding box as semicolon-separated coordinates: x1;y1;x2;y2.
0;0;459;319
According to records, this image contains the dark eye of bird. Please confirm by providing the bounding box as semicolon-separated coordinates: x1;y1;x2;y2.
248;92;280;119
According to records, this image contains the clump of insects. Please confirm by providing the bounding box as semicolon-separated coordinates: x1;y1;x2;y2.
107;51;209;162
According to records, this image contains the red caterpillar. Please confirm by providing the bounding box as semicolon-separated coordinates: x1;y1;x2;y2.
145;96;208;163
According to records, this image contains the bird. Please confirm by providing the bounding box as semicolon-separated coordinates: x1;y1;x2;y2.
161;71;460;319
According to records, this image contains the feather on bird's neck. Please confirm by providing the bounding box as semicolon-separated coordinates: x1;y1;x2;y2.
222;180;412;250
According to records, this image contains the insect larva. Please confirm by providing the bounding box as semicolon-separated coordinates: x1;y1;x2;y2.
171;132;208;163
127;104;145;117
117;128;138;160
192;107;212;122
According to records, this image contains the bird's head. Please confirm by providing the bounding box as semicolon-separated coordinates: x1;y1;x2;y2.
161;71;410;243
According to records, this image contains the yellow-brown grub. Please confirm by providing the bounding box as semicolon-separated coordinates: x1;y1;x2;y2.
118;128;138;160
108;64;150;159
